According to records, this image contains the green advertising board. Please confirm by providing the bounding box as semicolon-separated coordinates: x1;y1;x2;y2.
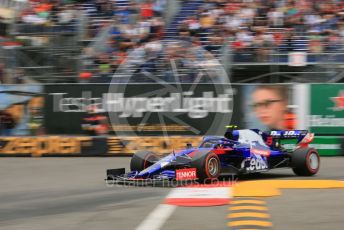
281;136;343;156
309;84;344;135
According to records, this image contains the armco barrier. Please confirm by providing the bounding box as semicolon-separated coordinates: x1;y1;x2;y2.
0;136;203;157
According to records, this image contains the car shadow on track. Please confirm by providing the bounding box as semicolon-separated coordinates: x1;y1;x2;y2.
219;171;297;183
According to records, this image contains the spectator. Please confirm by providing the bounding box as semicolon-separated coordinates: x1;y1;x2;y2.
308;30;324;53
252;28;274;61
153;0;166;17
183;16;201;36
141;1;153;19
326;30;341;52
115;6;131;24
268;8;284;28
57;4;75;25
199;10;215;29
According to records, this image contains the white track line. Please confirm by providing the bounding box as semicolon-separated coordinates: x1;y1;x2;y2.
166;187;230;199
135;204;177;230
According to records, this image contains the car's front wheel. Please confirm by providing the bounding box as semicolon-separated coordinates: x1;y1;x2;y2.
130;150;159;172
191;151;221;183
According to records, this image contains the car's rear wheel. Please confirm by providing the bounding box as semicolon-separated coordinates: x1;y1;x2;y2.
191;151;221;183
291;148;320;176
130;150;159;171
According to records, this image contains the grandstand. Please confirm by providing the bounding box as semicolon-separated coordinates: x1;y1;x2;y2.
0;0;344;83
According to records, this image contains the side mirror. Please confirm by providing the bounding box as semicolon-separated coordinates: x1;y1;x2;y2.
186;143;192;149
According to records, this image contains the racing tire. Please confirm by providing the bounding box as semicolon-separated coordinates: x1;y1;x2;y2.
191;151;221;183
291;148;320;176
130;150;159;172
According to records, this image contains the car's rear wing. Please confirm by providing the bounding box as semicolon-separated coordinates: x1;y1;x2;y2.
267;130;314;147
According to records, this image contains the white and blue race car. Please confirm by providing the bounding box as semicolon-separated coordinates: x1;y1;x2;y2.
106;127;320;185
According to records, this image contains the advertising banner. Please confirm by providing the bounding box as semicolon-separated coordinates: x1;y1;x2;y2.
44;83;302;136
44;84;242;136
281;136;343;156
106;136;202;156
0;85;44;136
309;84;344;135
0;136;95;157
240;84;343;156
0;136;202;157
1;83;342;157
240;84;299;131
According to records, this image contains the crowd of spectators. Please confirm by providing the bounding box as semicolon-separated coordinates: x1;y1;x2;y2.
79;0;166;82
14;0;166;35
15;0;79;33
82;0;344;82
177;0;344;61
0;0;166;83
2;0;344;83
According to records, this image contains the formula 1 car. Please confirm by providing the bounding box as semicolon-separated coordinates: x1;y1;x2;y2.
106;127;320;185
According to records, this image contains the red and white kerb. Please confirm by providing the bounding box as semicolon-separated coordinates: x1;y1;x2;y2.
164;185;232;207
